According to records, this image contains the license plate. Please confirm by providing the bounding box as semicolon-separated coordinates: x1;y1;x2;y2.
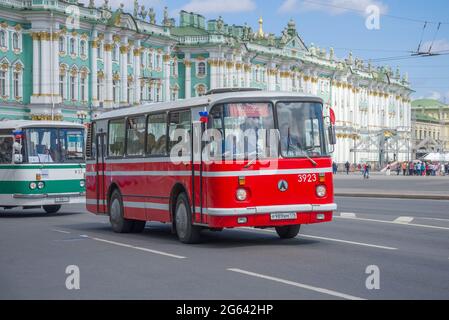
55;197;70;203
270;212;297;221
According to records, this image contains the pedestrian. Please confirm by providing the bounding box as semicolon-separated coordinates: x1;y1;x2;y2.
332;162;338;175
363;163;370;179
345;161;350;175
409;161;414;176
386;163;391;176
396;163;401;176
421;162;426;176
402;161;407;176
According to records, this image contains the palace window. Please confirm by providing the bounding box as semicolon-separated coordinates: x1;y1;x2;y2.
0;70;6;96
12;33;19;50
80;40;86;57
155;86;161;102
69;38;76;55
0;30;6;48
97;78;103;102
197;62;206;77
113;45;119;61
80;77;86;102
59;74;66;99
70;75;76;100
13;71;20;98
113;80;119;103
59;36;65;52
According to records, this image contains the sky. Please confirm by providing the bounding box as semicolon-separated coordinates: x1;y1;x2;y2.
82;0;449;102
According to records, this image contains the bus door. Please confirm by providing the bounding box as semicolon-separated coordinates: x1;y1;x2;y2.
191;118;206;224
96;132;107;213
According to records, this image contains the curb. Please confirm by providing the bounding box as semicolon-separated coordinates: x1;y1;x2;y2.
335;193;449;201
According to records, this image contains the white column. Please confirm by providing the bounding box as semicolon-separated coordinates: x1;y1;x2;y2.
210;59;217;90
51;33;60;100
104;36;113;108
32;33;40;98
120;41;128;105
185;60;191;99
40;34;50;97
133;42;141;105
163;49;171;102
91;36;98;107
219;60;225;88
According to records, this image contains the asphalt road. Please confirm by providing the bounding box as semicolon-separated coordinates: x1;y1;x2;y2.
1;197;448;300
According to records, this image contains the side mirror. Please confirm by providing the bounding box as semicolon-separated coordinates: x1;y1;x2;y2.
328;125;337;146
14;154;23;164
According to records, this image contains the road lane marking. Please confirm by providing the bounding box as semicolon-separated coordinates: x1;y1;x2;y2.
340;212;357;218
336;216;449;231
241;227;397;250
394;217;414;224
89;236;187;259
228;268;366;300
51;229;71;234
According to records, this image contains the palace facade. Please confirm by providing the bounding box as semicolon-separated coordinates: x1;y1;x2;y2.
0;0;413;163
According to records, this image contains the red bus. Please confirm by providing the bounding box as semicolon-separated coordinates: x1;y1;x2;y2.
86;91;337;243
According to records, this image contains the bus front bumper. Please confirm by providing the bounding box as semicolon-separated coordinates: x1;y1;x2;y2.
197;203;337;228
12;192;86;206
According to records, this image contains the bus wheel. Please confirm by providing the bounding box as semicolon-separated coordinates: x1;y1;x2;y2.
109;190;133;233
175;193;201;244
43;205;61;214
275;225;301;239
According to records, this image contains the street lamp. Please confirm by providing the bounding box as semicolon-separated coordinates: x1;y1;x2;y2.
76;110;88;124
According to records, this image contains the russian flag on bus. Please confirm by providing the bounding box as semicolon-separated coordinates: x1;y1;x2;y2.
199;111;209;123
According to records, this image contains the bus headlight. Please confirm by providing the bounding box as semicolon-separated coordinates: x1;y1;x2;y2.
80;180;85;188
316;185;327;198
29;182;37;190
236;188;248;201
37;181;45;189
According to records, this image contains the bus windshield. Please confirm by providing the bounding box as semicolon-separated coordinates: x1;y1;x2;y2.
26;128;85;163
209;101;326;160
277;102;327;158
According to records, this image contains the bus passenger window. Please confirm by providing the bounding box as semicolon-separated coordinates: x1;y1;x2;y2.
108;119;126;157
126;116;146;156
168;110;191;154
0;136;13;164
147;113;167;156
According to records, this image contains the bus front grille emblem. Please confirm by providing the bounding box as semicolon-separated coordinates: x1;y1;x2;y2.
278;180;288;192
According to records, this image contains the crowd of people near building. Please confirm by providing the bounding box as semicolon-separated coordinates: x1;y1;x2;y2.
333;161;449;177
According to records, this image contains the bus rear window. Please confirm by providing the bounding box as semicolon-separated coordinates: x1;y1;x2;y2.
0;136;13;164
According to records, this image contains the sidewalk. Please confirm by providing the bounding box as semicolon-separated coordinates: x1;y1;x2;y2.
334;174;449;200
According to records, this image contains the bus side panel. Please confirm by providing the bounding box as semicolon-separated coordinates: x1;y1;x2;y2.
86;162;101;214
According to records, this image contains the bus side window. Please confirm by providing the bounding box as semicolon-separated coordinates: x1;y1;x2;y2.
168;110;191;155
0;136;13;164
108;119;126;157
147;113;168;156
126;116;146;157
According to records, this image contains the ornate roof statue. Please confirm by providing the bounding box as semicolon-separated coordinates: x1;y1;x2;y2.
217;16;224;33
287;19;296;37
329;47;334;61
280;27;289;44
268;33;275;47
139;5;148;21
133;0;139;18
346;52;353;65
149;8;156;24
102;0;111;11
256;17;264;39
88;0;95;9
242;23;249;41
163;6;171;26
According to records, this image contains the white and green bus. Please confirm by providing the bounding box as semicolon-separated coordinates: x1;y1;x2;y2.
0;120;86;213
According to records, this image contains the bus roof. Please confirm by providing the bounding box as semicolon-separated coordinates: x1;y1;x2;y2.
0;120;85;131
96;91;323;121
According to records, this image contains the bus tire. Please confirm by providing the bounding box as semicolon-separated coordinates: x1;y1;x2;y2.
43;205;61;214
109;189;133;233
175;193;201;244
275;225;301;239
131;221;146;233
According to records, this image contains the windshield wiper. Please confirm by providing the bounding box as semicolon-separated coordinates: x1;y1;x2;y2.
303;147;318;167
